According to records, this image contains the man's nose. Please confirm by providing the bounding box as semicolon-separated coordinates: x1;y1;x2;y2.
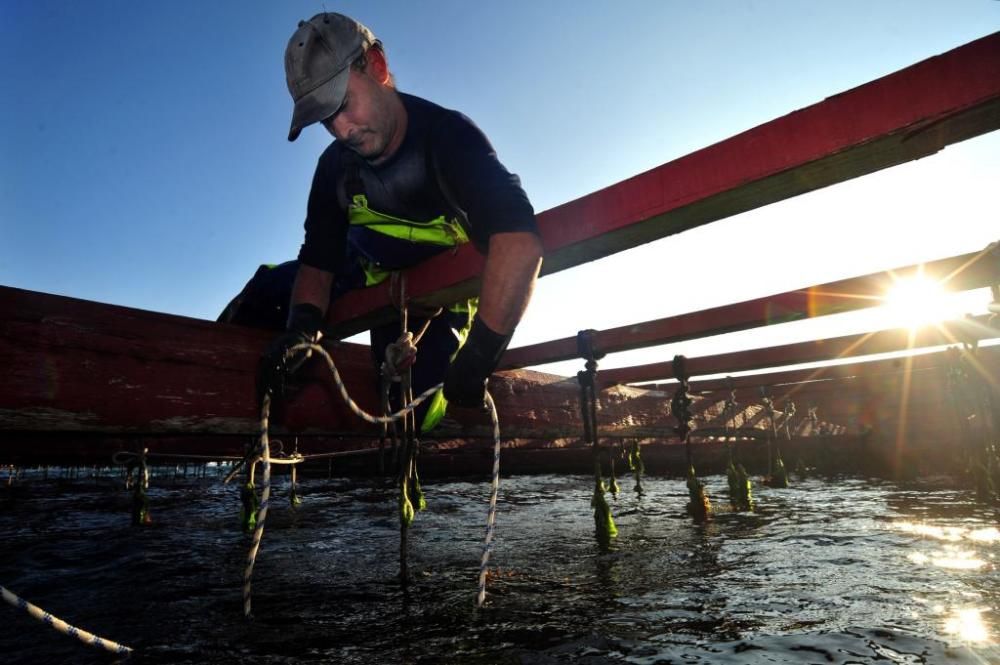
329;113;356;140
321;114;346;138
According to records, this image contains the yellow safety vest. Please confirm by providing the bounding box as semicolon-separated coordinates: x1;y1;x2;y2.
347;193;476;431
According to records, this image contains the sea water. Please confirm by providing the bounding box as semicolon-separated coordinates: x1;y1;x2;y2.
1;471;997;664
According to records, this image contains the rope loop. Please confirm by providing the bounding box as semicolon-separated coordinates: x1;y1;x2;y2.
244;341;504;614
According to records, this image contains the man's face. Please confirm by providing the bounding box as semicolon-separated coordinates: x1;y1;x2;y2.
322;67;399;164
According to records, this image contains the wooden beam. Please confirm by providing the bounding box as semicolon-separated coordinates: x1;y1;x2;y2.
0;286;678;458
596;315;998;388
686;344;1000;403
328;32;1000;338
501;245;1000;369
683;350;959;394
0;285;379;437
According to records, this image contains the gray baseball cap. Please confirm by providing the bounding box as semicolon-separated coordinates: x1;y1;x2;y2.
284;13;376;142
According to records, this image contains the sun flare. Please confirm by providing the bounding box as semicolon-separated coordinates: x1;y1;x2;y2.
883;274;962;329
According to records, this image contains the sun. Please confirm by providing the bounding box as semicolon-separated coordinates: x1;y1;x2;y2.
883;273;963;329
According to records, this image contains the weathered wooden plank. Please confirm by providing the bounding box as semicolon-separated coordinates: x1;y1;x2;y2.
0;285;379;436
502;245;1000;369
328;32;1000;338
6;285;991;475
0;287;683;457
679;347;991;394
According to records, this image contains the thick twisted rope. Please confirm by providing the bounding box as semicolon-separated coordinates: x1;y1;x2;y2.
292;342;442;425
476;391;501;608
1;585;132;656
244;341;503;614
242;393;272;618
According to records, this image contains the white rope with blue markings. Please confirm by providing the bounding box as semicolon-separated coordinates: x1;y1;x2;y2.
1;585;133;656
243;392;273;618
243;341;503;615
476;391;501;608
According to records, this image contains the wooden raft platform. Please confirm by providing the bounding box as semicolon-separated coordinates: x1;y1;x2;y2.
3;33;999;478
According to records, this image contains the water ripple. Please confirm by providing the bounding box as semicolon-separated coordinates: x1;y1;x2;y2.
0;472;997;663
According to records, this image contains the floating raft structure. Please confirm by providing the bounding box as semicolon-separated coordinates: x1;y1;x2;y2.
2;31;1000;480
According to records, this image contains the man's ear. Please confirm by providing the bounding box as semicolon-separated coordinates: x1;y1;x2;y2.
366;48;391;85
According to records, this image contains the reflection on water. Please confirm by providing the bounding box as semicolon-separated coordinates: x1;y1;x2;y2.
895;521;1000;544
908;547;987;571
970;528;1000;543
0;472;998;664
944;608;991;644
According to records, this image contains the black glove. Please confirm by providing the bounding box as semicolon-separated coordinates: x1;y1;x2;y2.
443;315;512;409
257;303;325;406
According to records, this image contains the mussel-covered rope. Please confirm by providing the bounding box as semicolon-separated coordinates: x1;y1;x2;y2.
290;456;302;507
760;388;789;488
577;330;617;543
397;372;417;584
672;355;711;521
671;356;694;469
387;287;424;585
1;585;132;656
782;401;797;440
722;381;753;511
626;440;645;495
130;447;151;526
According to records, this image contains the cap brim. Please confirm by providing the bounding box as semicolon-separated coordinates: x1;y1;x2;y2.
287;67;350;142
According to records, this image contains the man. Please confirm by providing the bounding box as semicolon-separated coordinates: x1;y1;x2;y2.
259;12;543;431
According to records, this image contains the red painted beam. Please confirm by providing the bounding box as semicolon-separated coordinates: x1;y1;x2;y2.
0;286;682;461
0;285;380;437
328;32;1000;338
501;245;1000;369
596;315;998;388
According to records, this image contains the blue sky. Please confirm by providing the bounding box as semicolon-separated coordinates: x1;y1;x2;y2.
2;1;998;375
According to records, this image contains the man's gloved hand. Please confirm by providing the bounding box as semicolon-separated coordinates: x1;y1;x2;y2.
382;331;418;379
257;303;325;406
443;315;512;409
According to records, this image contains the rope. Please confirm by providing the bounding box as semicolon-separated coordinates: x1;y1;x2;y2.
397;371;417;584
386;282;436;587
242;394;272;618
1;585;133;656
128;448;151;526
241;454;303;469
760;389;789;488
382;331;418;378
476;391;501;608
244;341;504;613
293;342;441;426
783;401;797;440
673;355;712;520
576;331;617;544
626;440;645;495
112;451;245;463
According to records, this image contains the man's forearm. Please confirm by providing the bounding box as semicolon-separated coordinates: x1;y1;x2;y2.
290;263;335;318
476;231;544;335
